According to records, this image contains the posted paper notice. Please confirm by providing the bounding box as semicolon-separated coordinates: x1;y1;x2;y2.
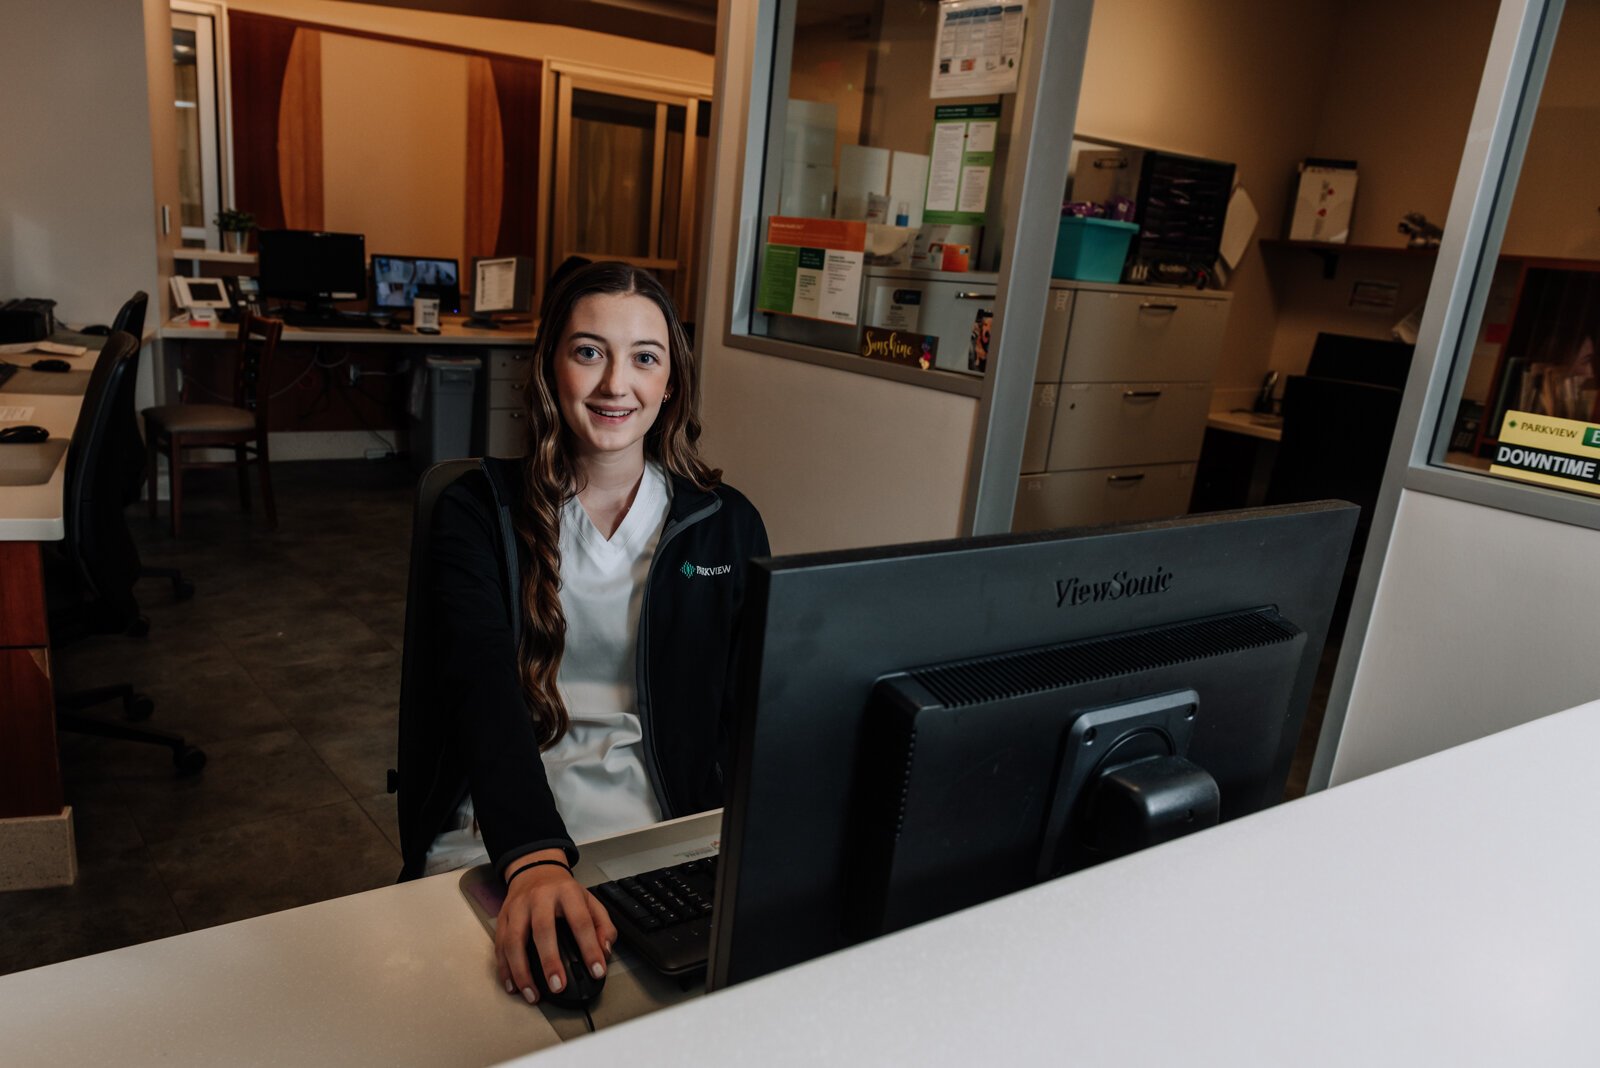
758;217;866;326
932;0;1027;98
924;104;1000;225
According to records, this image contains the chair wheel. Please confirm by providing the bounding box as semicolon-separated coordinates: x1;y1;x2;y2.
174;747;207;776
124;694;155;721
174;579;196;601
127;615;151;638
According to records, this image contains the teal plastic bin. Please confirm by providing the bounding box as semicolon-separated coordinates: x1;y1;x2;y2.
1052;217;1138;282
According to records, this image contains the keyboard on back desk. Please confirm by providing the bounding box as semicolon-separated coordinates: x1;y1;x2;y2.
591;854;717;976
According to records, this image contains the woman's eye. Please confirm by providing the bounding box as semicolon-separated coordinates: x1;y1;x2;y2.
636;351;661;366
575;345;602;361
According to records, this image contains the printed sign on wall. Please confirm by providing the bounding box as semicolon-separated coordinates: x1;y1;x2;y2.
1490;410;1600;497
758;217;867;326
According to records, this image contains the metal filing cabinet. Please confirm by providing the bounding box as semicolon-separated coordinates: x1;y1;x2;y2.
485;347;533;458
1015;281;1230;532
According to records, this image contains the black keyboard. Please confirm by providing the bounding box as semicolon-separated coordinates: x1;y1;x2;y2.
0;363;16;389
591;854;717;976
280;310;381;330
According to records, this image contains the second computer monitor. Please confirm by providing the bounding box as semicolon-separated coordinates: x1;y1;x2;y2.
257;229;366;306
372;254;461;316
709;501;1358;991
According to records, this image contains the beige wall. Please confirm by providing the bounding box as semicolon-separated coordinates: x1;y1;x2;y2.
226;0;715;82
319;34;469;264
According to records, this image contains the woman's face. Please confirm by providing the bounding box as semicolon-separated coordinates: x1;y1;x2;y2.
553;291;672;465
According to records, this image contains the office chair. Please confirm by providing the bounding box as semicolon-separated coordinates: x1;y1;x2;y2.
389;458;480;880
1265;374;1404;620
142;312;284;536
53;331;207;775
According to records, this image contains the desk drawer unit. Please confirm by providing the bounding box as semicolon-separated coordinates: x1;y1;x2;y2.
1062;290;1227;383
1013;463;1195;532
484;348;532;458
1046;381;1210;471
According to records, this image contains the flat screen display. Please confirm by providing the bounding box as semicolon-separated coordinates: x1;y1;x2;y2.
372;255;461;312
257;229;367;302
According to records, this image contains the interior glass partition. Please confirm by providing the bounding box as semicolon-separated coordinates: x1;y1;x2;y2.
1424;1;1600;513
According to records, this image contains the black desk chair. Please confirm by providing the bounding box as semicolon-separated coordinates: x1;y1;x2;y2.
53;331;206;775
389;458;479;880
1265;375;1404;620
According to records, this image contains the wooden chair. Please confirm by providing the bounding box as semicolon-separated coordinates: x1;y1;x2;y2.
143;312;284;536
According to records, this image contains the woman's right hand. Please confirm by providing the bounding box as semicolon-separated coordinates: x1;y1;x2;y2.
494;848;618;1004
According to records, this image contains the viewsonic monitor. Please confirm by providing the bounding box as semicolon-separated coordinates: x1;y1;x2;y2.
707;501;1358;990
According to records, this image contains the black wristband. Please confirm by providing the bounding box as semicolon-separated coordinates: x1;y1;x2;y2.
504;858;571;889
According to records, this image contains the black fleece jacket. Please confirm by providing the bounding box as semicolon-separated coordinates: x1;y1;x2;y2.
415;456;768;878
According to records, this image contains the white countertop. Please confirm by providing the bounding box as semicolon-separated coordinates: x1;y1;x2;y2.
1208;405;1283;442
521;701;1600;1068
162;316;538;346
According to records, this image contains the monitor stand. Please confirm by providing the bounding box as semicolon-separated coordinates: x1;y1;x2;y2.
463;313;501;330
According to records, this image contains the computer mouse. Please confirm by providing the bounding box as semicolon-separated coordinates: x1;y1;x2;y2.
531;918;605;1009
0;425;51;444
31;358;71;373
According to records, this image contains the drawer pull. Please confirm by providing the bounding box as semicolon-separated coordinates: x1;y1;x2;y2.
511;382;524;391
956;292;996;301
1123;389;1163;399
510;411;523;420
1107;473;1146;484
1139;302;1178;312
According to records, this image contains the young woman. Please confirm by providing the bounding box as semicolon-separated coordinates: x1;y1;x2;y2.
417;262;767;1006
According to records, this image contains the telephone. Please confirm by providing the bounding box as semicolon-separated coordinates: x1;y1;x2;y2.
170;276;234;324
1254;370;1281;415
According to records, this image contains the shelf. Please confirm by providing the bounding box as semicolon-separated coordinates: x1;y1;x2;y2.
1258;237;1437;279
173;249;257;264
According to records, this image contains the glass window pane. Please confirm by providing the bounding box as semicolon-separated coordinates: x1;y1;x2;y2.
173;26;204;233
1432;5;1600;503
743;2;1022;377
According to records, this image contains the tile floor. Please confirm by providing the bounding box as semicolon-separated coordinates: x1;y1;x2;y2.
0;460;415;976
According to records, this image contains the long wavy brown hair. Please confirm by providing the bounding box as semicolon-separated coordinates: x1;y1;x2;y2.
516;262;720;749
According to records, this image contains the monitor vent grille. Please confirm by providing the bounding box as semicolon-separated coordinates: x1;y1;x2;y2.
908;610;1298;708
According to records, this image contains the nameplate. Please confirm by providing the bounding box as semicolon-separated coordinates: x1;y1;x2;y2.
860;328;938;369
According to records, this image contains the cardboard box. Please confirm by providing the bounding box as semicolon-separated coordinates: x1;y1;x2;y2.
1288;159;1358;244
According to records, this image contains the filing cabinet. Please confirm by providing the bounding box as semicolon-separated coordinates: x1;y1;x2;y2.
1017;281;1230;532
485;347;532;458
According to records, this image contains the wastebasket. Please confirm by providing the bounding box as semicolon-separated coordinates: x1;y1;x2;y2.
410;354;480;471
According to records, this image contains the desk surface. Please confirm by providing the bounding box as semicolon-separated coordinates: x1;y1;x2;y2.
1207;405;1284;442
5;705;1599;1065
162;316;538;346
0;336;100;541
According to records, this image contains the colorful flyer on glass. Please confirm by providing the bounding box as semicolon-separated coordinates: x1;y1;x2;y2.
1489;411;1600;497
758;217;867;326
924;104;1000;225
931;0;1027;98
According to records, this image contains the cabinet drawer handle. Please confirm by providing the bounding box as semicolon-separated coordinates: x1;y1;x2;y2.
510;411;523;420
1139;302;1178;312
511;382;524;391
1107;473;1146;484
1123;389;1163;399
956;292;996;301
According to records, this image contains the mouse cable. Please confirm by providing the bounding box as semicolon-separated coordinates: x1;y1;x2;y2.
582;1008;596;1034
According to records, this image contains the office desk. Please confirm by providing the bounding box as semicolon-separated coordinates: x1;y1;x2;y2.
4;704;1599;1064
159;318;538;459
0;336;99;889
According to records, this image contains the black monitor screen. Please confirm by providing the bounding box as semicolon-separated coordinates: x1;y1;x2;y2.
372;255;461;313
708;501;1358;990
257;229;367;303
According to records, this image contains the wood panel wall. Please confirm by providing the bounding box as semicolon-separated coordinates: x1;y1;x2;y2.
227;12;538;263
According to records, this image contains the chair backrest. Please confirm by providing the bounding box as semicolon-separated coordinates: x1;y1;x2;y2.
235;312;284;431
64;331;143;621
1265;375;1404;537
112;291;148;341
393;458;483;879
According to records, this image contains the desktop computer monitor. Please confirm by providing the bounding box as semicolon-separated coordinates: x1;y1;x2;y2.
707;501;1358;990
372;254;461;316
467;256;533;329
257;229;367;307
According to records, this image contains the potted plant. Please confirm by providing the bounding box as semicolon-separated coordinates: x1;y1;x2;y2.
214;209;255;254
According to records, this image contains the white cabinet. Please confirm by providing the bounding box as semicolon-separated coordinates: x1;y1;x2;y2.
1015;281;1229;532
485;347;532;458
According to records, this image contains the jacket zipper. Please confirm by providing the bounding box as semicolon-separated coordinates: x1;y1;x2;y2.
636;496;721;819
